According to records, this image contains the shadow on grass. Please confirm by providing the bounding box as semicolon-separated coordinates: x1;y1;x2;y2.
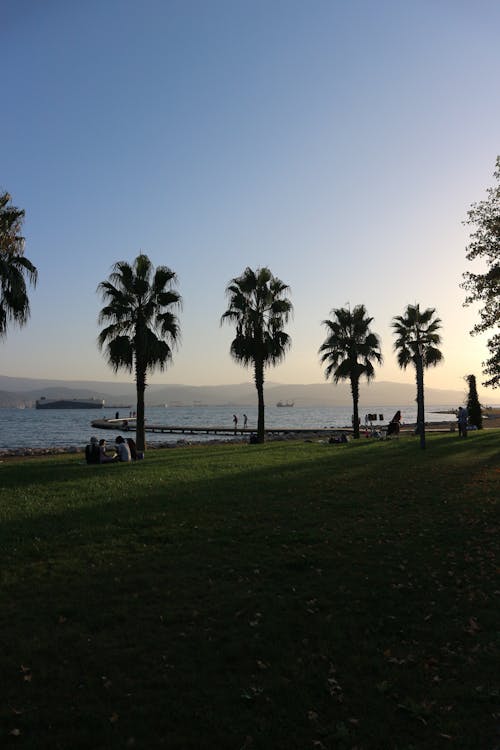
1;432;499;543
1;434;498;748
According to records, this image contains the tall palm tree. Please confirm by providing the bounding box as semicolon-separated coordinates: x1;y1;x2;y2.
0;192;38;338
392;304;443;449
319;304;382;439
97;254;181;454
221;266;292;443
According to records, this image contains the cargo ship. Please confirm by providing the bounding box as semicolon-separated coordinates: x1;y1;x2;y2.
36;397;105;410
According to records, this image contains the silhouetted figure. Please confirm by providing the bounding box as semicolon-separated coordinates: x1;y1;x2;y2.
233;414;238;433
387;410;401;436
126;437;137;460
243;414;248;428
99;439;117;463
329;433;348;444
115;435;132;461
85;436;100;464
458;406;468;438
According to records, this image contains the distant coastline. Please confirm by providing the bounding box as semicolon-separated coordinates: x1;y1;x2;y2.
2;373;496;410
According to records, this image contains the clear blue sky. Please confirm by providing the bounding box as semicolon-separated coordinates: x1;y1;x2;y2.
2;0;499;401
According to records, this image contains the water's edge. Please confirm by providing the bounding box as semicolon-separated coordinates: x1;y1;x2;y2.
0;404;459;453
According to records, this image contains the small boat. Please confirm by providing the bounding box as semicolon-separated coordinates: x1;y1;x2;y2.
276;400;294;407
36;397;105;410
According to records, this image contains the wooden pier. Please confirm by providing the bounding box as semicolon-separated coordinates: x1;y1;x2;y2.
90;418;346;438
91;418;455;438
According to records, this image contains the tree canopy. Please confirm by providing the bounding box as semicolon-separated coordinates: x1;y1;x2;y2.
465;374;482;430
319;304;382;439
462;156;500;388
392;305;443;372
221;266;292;442
392;304;443;448
97;253;181;452
0;192;38;338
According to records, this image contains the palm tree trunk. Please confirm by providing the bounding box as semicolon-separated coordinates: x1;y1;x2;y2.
135;359;147;455
415;355;426;449
254;357;265;443
350;375;360;439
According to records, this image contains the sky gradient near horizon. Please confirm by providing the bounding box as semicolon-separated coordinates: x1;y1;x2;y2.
1;0;500;401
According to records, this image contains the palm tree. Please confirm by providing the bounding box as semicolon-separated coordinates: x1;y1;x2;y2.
392;304;443;449
319;304;382;439
97;254;181;454
0;192;38;338
221;267;292;443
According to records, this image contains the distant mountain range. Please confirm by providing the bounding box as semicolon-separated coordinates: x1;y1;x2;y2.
0;373;481;409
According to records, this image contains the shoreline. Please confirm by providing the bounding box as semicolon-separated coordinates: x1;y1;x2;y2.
1;418;498;459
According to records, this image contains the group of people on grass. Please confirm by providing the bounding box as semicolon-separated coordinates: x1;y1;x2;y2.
364;407;471;438
86;406;470;460
367;408;470;437
362;410;402;437
85;435;137;464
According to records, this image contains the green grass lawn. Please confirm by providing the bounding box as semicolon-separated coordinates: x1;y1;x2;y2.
0;433;499;749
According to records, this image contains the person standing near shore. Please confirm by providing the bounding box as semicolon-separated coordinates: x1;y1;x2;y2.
458;406;468;438
243;414;248;428
233;414;238;433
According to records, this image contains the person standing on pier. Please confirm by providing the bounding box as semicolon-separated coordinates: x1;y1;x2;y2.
233;414;238;433
243;414;248;428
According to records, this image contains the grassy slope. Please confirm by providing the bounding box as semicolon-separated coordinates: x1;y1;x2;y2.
0;433;499;749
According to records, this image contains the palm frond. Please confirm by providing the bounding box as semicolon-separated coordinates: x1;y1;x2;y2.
392;304;443;369
104;335;134;372
0;193;37;337
319;304;382;386
97;253;182;378
222;266;293;370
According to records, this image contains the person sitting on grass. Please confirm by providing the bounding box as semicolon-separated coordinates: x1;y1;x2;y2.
115;435;132;462
387;410;402;436
126;437;137;460
99;438;117;463
329;433;349;444
85;436;100;464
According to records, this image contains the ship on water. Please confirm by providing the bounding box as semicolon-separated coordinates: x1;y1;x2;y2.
36;397;105;410
276;400;294;407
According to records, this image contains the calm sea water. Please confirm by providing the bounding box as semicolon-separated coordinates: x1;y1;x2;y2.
0;404;457;450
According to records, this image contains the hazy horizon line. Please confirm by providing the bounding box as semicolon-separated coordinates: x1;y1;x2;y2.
0;372;474;392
